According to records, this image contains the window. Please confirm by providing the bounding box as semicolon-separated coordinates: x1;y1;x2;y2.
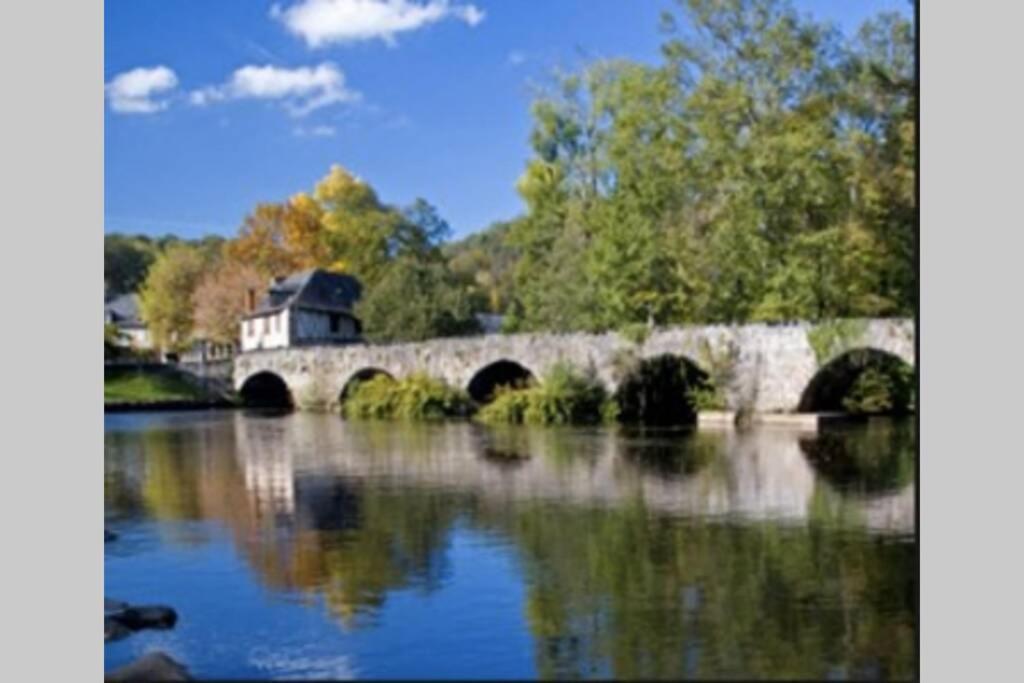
329;313;342;334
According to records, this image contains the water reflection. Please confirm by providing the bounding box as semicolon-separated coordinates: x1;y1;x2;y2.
105;413;916;679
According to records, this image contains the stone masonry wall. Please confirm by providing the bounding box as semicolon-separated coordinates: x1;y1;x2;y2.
233;318;914;413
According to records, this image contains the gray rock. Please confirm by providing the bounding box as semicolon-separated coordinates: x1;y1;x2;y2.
106;652;191;681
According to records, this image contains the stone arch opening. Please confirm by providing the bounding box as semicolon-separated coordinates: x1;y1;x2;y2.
799;348;914;415
339;368;395;403
615;354;710;426
239;371;293;409
467;360;535;404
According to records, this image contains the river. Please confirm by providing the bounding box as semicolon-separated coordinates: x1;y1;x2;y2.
104;411;916;680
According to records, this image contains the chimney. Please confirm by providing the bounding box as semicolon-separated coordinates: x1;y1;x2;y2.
246;288;257;313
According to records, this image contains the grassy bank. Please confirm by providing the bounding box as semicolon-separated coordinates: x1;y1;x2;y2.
105;367;211;405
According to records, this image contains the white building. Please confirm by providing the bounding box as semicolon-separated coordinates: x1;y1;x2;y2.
240;269;363;352
103;293;152;350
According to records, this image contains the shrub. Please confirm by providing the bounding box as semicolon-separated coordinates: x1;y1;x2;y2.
842;366;914;415
475;363;614;426
343;373;472;421
476;384;533;424
618;323;650;346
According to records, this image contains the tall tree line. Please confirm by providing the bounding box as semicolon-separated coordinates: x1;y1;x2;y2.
503;0;915;332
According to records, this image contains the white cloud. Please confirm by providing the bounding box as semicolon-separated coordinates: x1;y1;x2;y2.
190;63;359;117
271;0;485;48
105;66;179;114
293;124;337;137
507;50;526;66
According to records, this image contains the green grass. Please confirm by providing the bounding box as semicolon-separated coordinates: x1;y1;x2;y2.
104;369;208;404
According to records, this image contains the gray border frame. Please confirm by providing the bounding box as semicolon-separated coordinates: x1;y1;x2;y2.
5;0;1024;679
3;0;102;679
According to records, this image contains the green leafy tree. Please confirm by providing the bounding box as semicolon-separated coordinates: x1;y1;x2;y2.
104;234;157;296
356;257;480;343
138;244;210;351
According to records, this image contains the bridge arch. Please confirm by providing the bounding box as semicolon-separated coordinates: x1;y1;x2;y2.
339;367;395;403
615;353;710;426
799;347;914;415
239;371;293;409
467;359;535;403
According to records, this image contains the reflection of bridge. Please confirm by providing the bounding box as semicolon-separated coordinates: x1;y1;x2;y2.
233;318;914;413
234;415;915;535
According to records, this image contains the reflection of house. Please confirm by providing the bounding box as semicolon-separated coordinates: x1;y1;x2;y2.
241;269;363;352
243;450;296;518
104;293;152;349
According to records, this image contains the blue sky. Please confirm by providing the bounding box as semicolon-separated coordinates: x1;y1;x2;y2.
105;0;910;241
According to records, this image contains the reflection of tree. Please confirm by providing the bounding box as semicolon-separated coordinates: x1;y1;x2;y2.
140;430;204;522
800;419;916;494
478;499;915;680
615;428;719;479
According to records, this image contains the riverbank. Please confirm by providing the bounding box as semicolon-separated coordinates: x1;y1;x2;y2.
104;365;235;412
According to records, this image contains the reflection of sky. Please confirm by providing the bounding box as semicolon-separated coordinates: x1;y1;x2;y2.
105;520;536;679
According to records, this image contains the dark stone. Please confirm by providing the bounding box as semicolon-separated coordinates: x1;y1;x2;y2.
105;529;118;542
104;617;133;643
106;652;192;681
105;598;129;613
110;605;178;631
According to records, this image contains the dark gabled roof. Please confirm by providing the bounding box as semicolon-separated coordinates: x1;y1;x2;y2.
104;293;143;326
245;269;362;320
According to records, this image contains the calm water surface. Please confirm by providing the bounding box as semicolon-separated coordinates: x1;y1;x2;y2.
104;411;916;680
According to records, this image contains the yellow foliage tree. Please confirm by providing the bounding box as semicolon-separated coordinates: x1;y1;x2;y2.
139;244;210;351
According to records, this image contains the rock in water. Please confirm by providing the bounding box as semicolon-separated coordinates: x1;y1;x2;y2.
105;529;117;542
105;598;129;613
110;605;178;631
106;652;191;681
104;617;133;643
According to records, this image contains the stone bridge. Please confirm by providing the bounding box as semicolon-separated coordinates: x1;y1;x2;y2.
233;318;914;413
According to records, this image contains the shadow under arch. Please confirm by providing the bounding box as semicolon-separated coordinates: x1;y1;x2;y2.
239;371;293;409
615;354;710;426
339;368;395;404
799;348;914;415
467;360;535;403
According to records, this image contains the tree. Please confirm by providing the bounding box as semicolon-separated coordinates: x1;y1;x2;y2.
104;234;157;296
503;0;915;330
138;244;210;351
314;165;405;286
357;257;480;343
192;260;266;345
223;203;305;278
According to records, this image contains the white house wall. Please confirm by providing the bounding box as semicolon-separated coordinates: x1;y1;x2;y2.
241;308;358;351
240;310;290;352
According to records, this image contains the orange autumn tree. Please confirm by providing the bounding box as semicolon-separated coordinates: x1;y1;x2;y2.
223;197;335;278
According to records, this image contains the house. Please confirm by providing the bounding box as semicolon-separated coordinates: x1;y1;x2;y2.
241;269;363;352
103;293;152;349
